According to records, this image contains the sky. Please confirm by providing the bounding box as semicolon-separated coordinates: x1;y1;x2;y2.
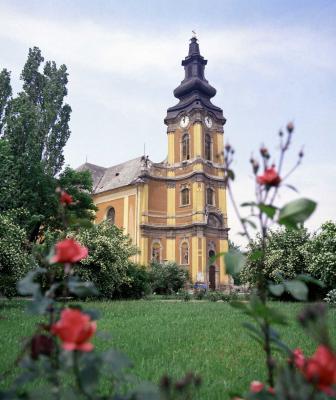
0;0;335;246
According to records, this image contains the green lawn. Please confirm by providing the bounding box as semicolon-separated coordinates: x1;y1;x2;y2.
1;300;335;399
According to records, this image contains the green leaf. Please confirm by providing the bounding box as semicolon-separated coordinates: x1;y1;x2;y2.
258;204;277;219
132;382;161;400
224;250;246;276
296;274;324;288
284;280;308;301
278;198;317;228
227;169;235;181
17;268;46;295
103;350;133;374
241;202;257;207
27;291;53;315
284;184;298;193
208;251;226;266
68;278;99;297
242;322;264;340
80;353;101;394
241;218;257;229
268;283;285;297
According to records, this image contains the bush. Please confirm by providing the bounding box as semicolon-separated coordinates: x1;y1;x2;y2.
306;221;336;291
114;263;151;299
240;227;310;286
193;288;207;300
0;211;35;297
72;222;138;298
149;261;189;295
177;290;192;302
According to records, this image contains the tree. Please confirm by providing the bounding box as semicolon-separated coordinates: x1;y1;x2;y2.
0;47;71;240
0;209;35;297
306;221;336;291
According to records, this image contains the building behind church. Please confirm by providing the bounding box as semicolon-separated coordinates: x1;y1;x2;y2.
78;37;230;289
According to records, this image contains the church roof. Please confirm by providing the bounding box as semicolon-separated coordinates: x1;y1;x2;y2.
165;36;225;124
77;157;144;194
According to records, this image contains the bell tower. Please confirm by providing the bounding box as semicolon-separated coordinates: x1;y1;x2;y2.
161;35;229;288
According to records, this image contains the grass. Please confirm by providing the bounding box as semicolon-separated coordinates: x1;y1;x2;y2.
1;300;335;399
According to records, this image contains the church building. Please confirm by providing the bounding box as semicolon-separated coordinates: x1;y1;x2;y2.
78;36;230;289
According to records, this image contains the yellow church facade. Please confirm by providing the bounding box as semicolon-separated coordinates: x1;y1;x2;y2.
78;37;229;289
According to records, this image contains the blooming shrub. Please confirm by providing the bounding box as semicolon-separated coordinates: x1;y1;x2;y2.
240;227;310;287
306;221;336;291
324;289;336;305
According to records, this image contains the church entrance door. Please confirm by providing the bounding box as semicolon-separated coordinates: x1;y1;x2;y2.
209;265;216;290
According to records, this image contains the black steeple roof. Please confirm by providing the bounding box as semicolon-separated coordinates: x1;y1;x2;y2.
165;36;225;125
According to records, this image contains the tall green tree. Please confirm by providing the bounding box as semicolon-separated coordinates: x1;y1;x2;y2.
0;47;95;240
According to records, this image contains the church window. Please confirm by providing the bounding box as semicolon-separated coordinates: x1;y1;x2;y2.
206;188;214;206
181;188;190;206
205;134;212;161
180;241;189;265
106;207;115;224
151;241;161;263
182;134;190;160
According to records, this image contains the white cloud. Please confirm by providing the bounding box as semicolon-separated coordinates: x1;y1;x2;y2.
0;4;335;80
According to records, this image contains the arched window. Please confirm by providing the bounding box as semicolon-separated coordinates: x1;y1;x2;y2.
151;241;161;263
206;188;214;206
182;134;190;161
180;241;189;265
181;188;190;206
205;134;211;161
106;207;115;224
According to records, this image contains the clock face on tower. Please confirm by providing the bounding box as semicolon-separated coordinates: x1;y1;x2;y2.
205;116;213;128
180;115;189;128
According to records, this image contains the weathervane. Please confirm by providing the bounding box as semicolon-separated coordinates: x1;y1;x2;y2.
192;30;197;39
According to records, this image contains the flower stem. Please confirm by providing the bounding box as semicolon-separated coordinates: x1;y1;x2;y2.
73;351;92;400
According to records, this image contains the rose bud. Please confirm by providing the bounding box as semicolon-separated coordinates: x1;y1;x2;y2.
260;147;269;157
194;375;202;387
287;122;294;133
160;375;171;389
174;379;186;391
252;160;260;174
250;381;264;393
299;149;304;158
30;334;54;360
225;143;231;152
60;191;73;206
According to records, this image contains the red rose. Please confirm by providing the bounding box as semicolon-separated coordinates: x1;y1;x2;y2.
303;345;336;395
293;348;305;369
51;239;88;264
250;381;264;393
257;167;281;187
60;191;73;205
51;308;96;352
